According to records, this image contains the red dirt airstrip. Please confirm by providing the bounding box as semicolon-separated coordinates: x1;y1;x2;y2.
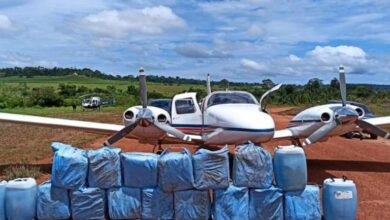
32;107;390;219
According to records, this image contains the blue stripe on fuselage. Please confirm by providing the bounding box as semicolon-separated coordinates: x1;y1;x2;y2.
171;124;274;133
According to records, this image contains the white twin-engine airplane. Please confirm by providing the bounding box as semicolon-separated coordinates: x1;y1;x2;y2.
0;66;389;149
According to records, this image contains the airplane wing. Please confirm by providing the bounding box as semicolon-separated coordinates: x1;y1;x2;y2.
0;112;124;135
0;112;204;144
272;129;294;140
363;116;390;127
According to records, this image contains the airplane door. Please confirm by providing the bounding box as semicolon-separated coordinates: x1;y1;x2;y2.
171;93;202;130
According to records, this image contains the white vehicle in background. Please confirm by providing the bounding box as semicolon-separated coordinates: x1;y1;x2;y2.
82;96;102;110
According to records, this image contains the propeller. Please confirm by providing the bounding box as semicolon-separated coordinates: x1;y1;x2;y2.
103;67;192;146
302;65;389;146
259;83;282;111
206;73;211;95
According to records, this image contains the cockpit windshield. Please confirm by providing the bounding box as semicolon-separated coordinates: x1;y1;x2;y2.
207;92;257;107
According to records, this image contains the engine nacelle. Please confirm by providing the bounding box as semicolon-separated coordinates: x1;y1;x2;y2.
354;107;365;119
122;106;171;126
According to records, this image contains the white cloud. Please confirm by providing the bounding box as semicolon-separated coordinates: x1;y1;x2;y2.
247;24;265;37
79;6;186;38
0;15;14;32
240;58;267;72
307;45;367;66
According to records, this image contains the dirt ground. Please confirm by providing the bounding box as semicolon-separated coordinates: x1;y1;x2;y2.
2;107;390;219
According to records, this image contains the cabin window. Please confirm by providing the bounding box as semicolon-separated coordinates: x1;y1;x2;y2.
175;98;196;114
207;92;257;107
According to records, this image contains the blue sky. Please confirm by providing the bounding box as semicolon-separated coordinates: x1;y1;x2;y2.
0;0;389;84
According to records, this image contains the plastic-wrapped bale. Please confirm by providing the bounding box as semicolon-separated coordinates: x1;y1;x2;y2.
108;187;141;220
323;178;357;220
193;146;229;190
233;143;273;188
70;187;106;220
273;145;307;192
142;187;174;220
51;142;88;190
175;189;211;220
5;178;37;220
121;152;158;188
213;184;249;220
0;181;6;220
249;187;283;220
158;147;194;192
88;147;121;189
284;185;321;220
36;181;70;220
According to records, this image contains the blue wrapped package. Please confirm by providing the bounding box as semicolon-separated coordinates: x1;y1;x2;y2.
284;185;321;220
88;147;121;189
121;152;158;188
108;187;141;219
0;181;6;220
70;188;106;220
51;142;88;190
142;187;174;220
175;189;211;220
37;181;70;220
249;187;283;220
213;184;249;220
158;147;194;192
233;143;273;188
193;146;229;190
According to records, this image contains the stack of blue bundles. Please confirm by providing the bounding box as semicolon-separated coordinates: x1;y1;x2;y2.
249;187;283;220
233;143;273;188
70;187;106;220
175;189;211;220
108;187;142;219
121;152;158;188
158;147;194;192
213;184;249;220
142;187;174;219
88;147;122;189
36;181;70;220
51;142;88;190
192;146;230;190
284;185;321;220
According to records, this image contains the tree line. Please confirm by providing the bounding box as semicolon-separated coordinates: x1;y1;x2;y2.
0;67;389;109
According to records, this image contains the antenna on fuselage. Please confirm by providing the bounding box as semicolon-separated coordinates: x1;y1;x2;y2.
207;73;211;95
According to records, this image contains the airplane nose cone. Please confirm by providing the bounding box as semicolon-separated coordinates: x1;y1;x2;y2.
335;107;359;124
208;104;275;131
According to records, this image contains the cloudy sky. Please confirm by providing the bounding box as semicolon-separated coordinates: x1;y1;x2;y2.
0;0;389;84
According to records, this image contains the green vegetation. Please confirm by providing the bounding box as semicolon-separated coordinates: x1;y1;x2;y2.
0;66;389;116
3;163;43;180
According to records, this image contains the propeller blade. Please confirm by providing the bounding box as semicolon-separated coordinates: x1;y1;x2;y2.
104;122;138;146
259;83;283;111
154;122;192;142
339;65;347;107
139;67;147;109
207;73;211;95
303;121;338;146
356;120;390;139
